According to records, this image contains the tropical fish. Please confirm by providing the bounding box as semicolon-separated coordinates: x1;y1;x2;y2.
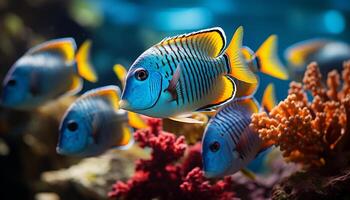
57;85;145;157
202;84;276;178
1;38;97;110
119;26;288;123
119;26;255;121
284;39;350;80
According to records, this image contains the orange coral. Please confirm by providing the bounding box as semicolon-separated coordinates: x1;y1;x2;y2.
251;61;350;168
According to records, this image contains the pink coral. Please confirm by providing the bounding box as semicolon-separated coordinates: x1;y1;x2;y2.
108;118;234;200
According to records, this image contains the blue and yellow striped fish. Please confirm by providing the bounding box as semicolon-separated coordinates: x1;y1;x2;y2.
202;84;276;178
1;38;97;110
119;27;256;122
119;26;287;122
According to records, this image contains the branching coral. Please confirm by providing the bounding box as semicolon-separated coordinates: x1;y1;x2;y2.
108;118;234;200
251;61;350;168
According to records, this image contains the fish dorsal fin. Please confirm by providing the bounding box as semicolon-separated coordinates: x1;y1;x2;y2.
27;38;77;63
113;64;127;88
82;85;120;111
158;27;226;58
255;35;289;80
284;39;329;67
261;83;277;113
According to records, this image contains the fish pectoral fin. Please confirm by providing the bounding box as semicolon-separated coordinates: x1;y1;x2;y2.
261;83;277;113
82;85;121;111
113;124;134;150
75;40;98;82
256;35;289;80
127;112;147;129
169;114;205;124
158;27;225;58
197;75;236;111
27;38;76;62
165;63;182;101
113;64;127;87
240;168;256;180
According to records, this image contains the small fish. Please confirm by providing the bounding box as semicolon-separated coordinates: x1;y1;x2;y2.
119;27;288;123
202;84;276;178
284;39;350;79
1;38;97;110
57;85;145;157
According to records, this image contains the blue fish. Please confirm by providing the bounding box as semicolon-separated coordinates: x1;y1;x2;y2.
57;86;137;157
119;27;256;121
1;38;97;110
119;26;287;123
202;84;276;178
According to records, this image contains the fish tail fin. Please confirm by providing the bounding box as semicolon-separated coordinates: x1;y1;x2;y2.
75;40;98;82
255;35;289;80
225;26;258;84
261;83;277;112
113;64;127;88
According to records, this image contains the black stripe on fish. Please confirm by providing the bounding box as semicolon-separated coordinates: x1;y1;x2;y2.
190;38;208;98
174;39;192;104
182;37;200;102
185;38;204;101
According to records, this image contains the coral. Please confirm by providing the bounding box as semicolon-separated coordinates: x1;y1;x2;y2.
251;61;350;168
251;61;350;199
108;119;234;200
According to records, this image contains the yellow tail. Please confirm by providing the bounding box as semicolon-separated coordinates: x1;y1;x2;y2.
225;26;258;84
255;35;289;80
113;64;127;88
261;83;277;112
75;40;98;82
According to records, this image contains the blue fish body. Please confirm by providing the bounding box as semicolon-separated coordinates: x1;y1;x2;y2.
119;27;259;118
57;86;132;157
202;98;263;178
1;38;97;110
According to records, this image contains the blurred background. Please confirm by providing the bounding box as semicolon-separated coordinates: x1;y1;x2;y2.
0;0;349;199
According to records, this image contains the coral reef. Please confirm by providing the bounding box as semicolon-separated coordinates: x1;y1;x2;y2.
251;61;350;168
251;61;350;199
108;118;235;200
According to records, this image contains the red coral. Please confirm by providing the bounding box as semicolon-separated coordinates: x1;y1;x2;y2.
109;118;235;200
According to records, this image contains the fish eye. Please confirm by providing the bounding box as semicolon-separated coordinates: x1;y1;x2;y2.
7;79;16;86
209;141;220;152
67;120;78;132
134;68;148;81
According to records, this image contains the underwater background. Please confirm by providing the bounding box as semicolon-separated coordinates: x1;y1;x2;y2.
1;0;350;200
